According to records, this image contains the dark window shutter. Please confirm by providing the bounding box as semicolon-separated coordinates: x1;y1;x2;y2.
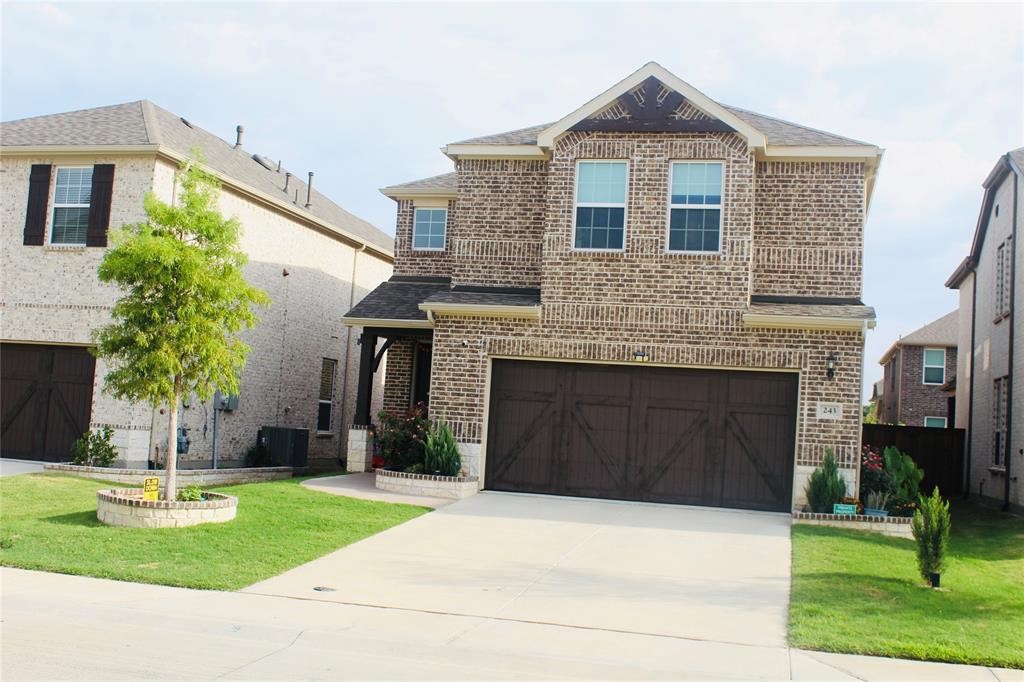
86;164;115;247
23;164;52;246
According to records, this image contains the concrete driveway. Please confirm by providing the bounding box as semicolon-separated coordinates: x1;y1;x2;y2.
245;492;791;648
0;458;44;477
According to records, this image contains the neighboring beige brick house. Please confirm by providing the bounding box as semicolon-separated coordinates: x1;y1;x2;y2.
1;101;392;470
343;63;883;512
877;310;958;427
947;147;1023;510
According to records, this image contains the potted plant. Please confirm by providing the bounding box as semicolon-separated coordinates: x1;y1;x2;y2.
863;490;890;518
912;487;951;588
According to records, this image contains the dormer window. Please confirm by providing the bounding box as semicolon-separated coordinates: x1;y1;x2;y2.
574;160;628;251
412;207;447;250
667;161;722;253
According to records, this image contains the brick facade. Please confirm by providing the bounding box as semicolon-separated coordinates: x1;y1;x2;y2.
896;344;957;426
1;152;391;470
383;125;871;508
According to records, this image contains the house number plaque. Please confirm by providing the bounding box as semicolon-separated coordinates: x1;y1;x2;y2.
815;402;843;420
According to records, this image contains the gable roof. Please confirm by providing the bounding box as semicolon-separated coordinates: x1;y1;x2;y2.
1;100;394;255
946;147;1024;289
878;310;959;364
380;172;457;198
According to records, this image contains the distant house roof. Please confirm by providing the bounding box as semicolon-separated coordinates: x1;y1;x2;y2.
946;147;1024;289
1;100;394;255
879;310;959;364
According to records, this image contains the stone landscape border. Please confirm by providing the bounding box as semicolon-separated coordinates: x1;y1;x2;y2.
375;468;479;500
96;488;238;528
792;511;913;538
46;463;292;486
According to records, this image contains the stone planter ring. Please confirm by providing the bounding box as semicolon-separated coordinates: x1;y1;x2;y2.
96;489;238;528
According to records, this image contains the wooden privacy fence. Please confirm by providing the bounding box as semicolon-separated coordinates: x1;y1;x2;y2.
862;424;965;496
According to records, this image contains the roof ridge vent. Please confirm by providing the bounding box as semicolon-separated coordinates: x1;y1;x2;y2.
252;153;275;171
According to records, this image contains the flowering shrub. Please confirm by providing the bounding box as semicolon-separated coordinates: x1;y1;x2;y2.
376;403;429;472
859;444;888;499
858;443;924;516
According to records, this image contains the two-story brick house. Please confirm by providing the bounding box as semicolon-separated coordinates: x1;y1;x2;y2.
343;63;882;512
876;310;958;427
1;101;392;470
947;148;1022;510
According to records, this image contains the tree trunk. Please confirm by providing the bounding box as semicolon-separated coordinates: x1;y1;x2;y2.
165;376;181;501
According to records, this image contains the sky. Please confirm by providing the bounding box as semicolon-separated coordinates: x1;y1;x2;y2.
2;2;1022;400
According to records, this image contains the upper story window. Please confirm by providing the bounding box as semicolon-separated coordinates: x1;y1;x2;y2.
922;348;945;385
412;208;447;250
50;167;93;245
574;160;627;251
995;241;1011;320
668;161;722;253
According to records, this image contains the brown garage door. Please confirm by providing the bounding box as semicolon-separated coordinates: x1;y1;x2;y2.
484;360;798;512
1;343;96;462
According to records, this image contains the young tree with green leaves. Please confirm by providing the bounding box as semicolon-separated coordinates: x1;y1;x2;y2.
93;155;269;501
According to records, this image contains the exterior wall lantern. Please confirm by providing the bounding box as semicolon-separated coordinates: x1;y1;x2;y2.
826;353;838;379
633;349;650;363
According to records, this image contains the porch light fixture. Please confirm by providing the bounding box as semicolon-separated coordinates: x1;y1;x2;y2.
633;349;650;363
826;353;838;379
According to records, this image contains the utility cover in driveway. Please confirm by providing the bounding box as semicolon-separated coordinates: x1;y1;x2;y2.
485;360;798;512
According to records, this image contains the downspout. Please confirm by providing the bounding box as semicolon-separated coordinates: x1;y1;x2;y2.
1002;153;1020;511
336;245;365;464
964;264;978;499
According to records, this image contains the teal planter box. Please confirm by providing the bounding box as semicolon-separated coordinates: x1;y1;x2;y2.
863;508;889;518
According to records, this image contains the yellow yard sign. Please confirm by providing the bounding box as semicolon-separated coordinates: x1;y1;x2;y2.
142;477;160;501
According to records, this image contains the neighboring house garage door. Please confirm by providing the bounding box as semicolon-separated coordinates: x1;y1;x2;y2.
484;360;798;512
1;343;96;462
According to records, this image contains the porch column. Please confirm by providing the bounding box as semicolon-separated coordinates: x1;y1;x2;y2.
353;330;377;426
347;330;377;473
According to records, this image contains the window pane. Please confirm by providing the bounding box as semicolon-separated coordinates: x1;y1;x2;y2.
319;359;336;401
671;162;722;205
924;349;944;367
576;162;627;203
924;417;945;428
317;402;332;432
575;207;624;249
924;366;944;384
54;167;93;205
668;208;720;252
51;207;90;244
412;208;446;249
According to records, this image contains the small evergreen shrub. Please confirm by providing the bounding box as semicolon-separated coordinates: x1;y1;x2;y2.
177;485;203;502
377;403;429;471
911;487;951;583
71;427;118;467
805;449;847;513
424;417;461;477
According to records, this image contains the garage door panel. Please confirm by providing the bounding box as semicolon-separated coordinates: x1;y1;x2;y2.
485;360;797;512
1;344;96;462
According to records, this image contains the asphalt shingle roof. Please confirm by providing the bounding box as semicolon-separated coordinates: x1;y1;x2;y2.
878;310;958;364
1;100;393;253
746;302;877;320
381;172;457;193
423;288;541;307
344;278;451;322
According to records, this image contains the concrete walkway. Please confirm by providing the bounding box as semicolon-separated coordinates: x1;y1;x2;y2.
0;458;44;477
247;492;794;648
2;568;1018;680
302;472;453;509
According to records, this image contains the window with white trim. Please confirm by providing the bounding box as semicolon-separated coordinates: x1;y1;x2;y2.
574;160;627;250
923;416;947;428
992;376;1008;467
317;358;337;432
668;161;722;252
996;241;1011;319
922;348;945;385
412;208;447;250
50;167;93;245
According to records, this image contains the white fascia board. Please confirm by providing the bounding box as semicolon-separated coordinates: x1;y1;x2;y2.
379;187;457;200
341;317;433;329
536;62;765;150
743;313;876;332
441;144;549;160
0;144;160;156
418;302;542;320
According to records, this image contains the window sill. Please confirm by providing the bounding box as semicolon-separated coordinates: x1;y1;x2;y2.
44;244;88;252
988;466;1007;477
409;249;446;255
315;432;334;439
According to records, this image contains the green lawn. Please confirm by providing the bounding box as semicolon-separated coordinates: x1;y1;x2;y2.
0;473;428;590
790;501;1024;669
